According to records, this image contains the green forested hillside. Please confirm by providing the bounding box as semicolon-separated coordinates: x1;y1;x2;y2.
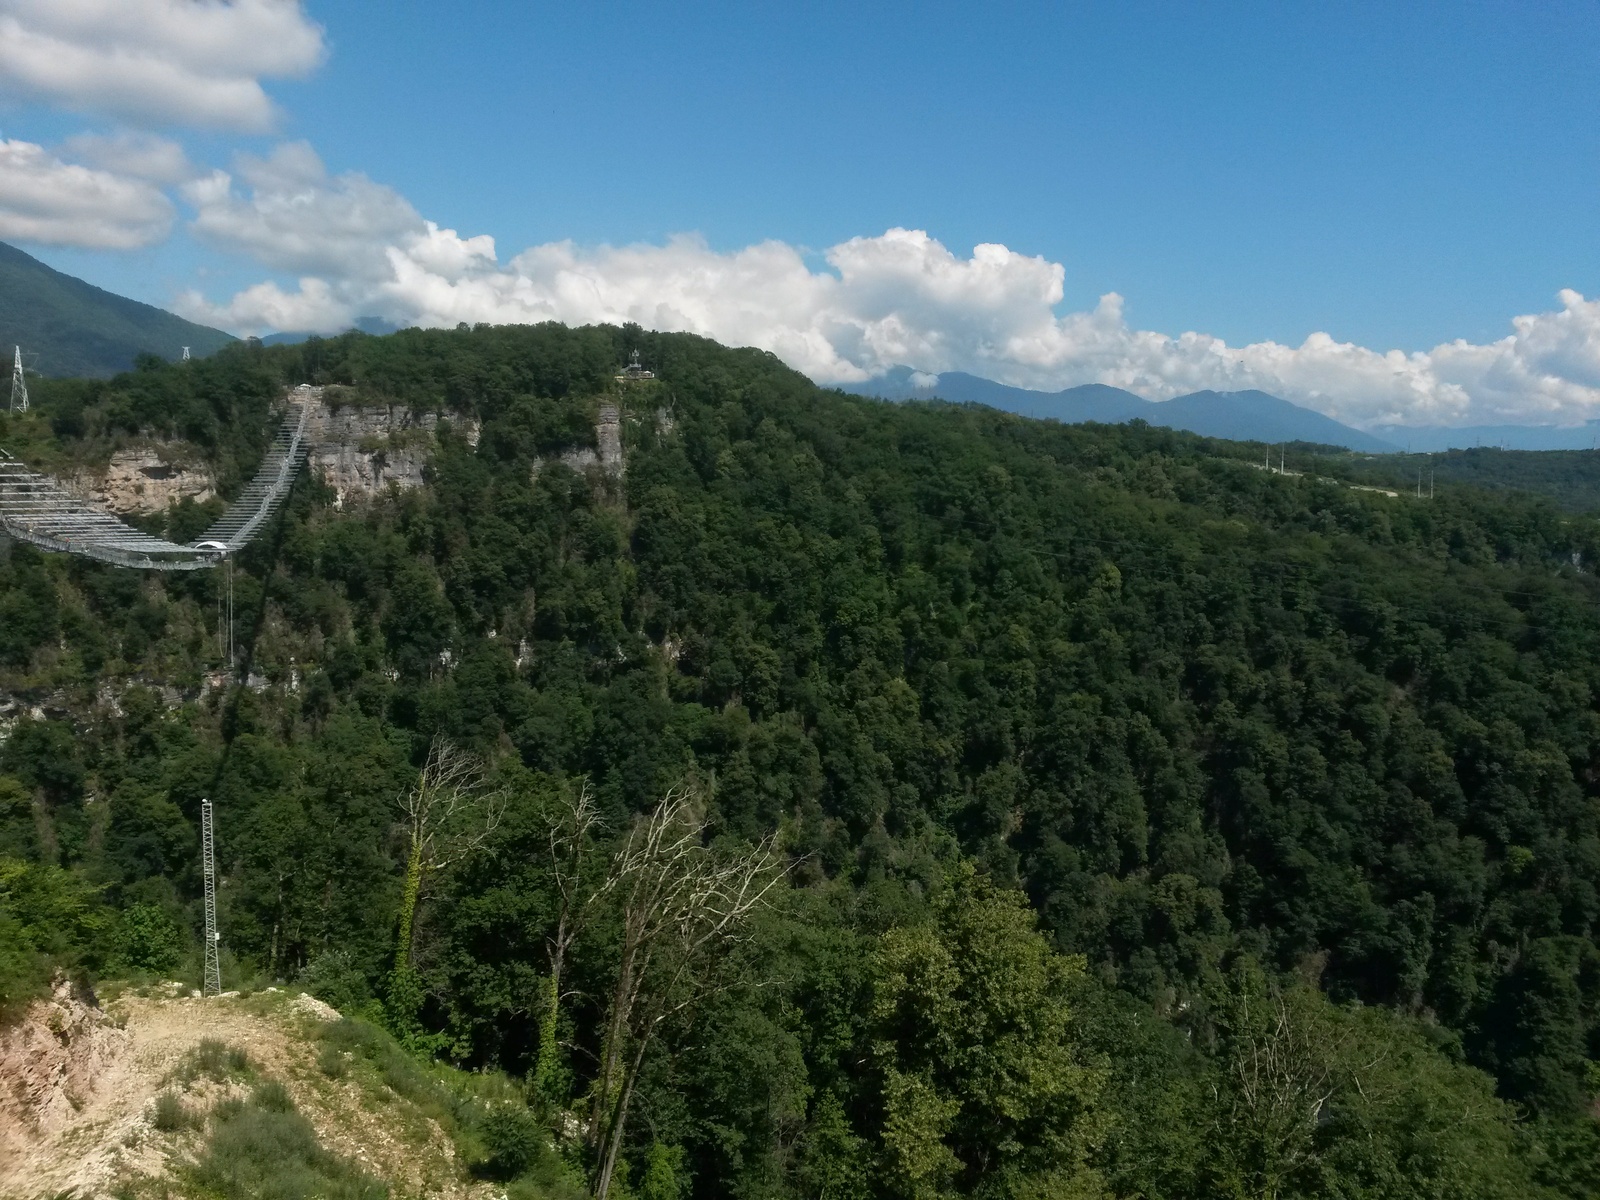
0;240;234;378
5;325;1600;1198
1344;445;1600;514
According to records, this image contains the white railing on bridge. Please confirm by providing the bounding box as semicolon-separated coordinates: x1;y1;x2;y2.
0;396;314;571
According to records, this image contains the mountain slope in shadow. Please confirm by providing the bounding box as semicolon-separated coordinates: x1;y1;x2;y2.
0;241;234;378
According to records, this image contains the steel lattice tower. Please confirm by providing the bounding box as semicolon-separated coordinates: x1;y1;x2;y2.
9;347;26;414
202;799;221;995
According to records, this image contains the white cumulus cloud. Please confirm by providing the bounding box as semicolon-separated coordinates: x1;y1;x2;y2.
60;130;195;184
185;142;429;280
2;6;1590;428
171;155;1600;429
0;0;325;131
0;137;173;249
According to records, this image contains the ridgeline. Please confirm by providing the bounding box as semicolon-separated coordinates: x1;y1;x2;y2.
0;241;233;379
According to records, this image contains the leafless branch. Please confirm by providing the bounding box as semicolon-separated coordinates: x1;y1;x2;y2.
586;783;791;1200
402;736;507;874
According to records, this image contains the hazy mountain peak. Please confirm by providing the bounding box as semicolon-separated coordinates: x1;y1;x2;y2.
843;369;1398;452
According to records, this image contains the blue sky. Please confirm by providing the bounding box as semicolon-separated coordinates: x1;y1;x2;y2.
291;0;1599;351
2;0;1600;427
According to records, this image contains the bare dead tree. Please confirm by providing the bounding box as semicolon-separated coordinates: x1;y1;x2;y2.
1213;985;1354;1200
394;737;506;977
587;785;787;1200
534;778;603;1102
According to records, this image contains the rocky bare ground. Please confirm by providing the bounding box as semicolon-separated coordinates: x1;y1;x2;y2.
0;980;489;1200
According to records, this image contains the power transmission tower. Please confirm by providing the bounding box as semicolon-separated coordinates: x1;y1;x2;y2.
181;346;191;361
202;799;222;995
9;346;26;414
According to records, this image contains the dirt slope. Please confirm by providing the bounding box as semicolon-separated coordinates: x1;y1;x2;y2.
0;980;491;1200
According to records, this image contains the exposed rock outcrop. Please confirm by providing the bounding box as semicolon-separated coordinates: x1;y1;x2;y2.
67;450;215;514
0;975;128;1176
0;694;17;744
310;406;436;506
52;391;611;520
545;403;626;480
0;986;493;1200
306;403;481;508
596;403;623;475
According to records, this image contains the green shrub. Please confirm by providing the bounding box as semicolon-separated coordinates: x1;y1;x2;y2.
0;909;44;1022
178;1039;251;1084
297;950;373;1015
479;1104;542;1180
151;1089;195;1133
190;1081;386;1200
0;856;108;1018
113;904;186;976
317;1043;349;1079
638;1142;686;1200
250;1080;294;1113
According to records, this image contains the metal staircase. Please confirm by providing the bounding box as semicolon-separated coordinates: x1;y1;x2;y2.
190;399;313;554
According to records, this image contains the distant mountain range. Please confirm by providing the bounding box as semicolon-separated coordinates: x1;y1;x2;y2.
844;368;1401;452
846;369;1600;455
261;316;399;346
1;248;1595;456
0;241;234;378
1368;422;1600;452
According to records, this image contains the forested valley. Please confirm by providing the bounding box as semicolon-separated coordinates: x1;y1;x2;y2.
6;324;1600;1198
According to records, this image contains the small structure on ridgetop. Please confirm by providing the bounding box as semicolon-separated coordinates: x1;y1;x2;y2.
615;350;655;382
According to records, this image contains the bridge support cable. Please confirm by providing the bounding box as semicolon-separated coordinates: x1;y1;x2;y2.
0;400;315;571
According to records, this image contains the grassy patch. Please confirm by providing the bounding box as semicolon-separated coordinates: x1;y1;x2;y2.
175;1039;251;1086
318;1019;436;1108
314;1017;587;1198
151;1089;197;1133
316;1041;350;1079
187;1080;386;1200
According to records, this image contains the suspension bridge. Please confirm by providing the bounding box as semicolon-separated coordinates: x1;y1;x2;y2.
0;397;314;571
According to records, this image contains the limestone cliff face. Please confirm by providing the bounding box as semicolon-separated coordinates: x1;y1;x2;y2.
596;403;624;475
68;450;215;514
306;404;481;508
61;394;614;518
548;403;625;478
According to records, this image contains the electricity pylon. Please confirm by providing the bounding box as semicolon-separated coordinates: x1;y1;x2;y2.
202;799;222;995
9;347;26;414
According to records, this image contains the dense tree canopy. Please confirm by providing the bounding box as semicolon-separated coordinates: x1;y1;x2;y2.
4;323;1600;1196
